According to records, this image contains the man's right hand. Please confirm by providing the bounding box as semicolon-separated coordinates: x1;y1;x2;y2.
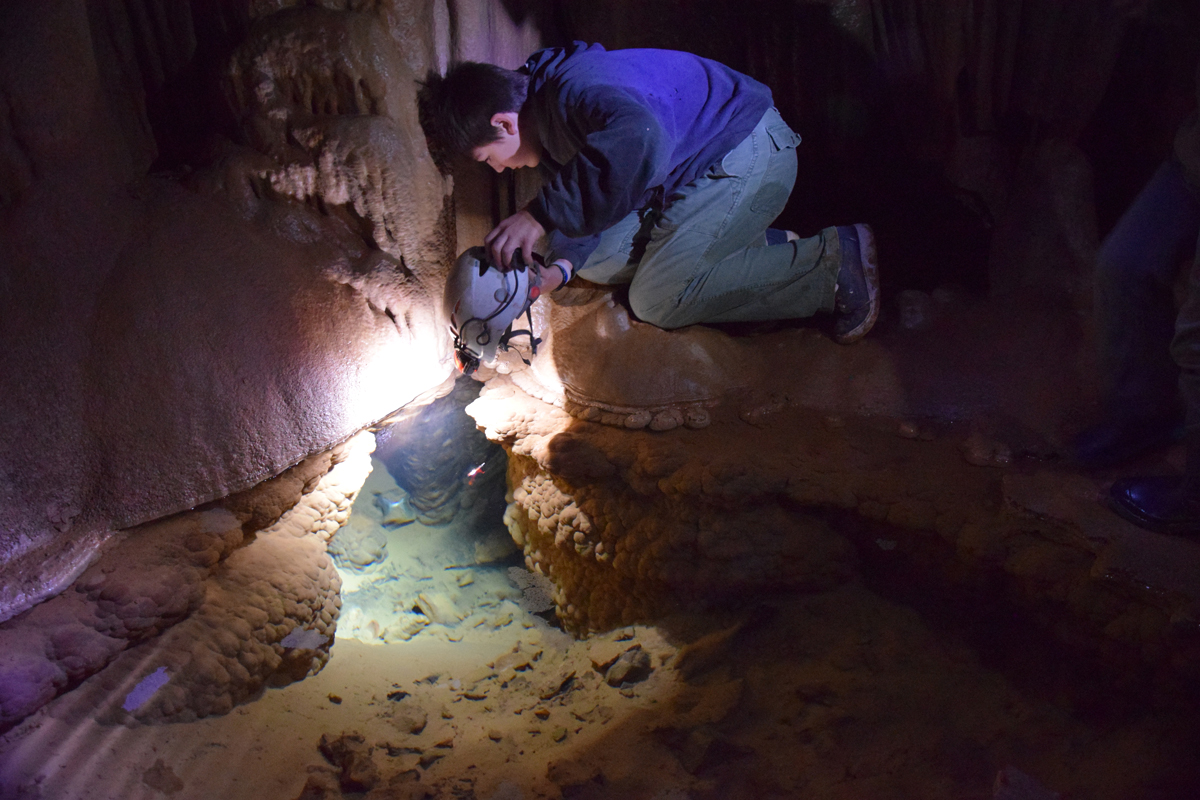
485;208;546;270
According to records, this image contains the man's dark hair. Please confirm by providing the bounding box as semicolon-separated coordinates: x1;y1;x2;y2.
416;62;529;167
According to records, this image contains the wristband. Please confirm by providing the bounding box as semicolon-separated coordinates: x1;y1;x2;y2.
551;260;572;289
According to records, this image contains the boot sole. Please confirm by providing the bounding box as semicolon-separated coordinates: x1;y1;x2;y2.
834;223;880;344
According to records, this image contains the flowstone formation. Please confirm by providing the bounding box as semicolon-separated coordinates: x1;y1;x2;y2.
468;289;1200;691
223;5;451;286
0;432;373;729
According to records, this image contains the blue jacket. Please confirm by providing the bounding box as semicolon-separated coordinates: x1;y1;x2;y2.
520;43;773;269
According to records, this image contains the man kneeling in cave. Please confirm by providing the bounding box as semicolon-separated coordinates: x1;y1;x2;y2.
417;41;880;343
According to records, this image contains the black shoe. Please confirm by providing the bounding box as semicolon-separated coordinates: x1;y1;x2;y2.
1072;413;1183;468
1107;475;1200;535
833;224;880;344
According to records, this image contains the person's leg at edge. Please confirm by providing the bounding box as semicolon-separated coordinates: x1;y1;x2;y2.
1109;226;1200;534
1075;158;1200;467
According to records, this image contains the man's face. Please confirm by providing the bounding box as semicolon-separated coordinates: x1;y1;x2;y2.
472;112;539;172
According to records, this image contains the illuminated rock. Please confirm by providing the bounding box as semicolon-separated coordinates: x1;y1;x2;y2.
469;312;1200;684
0;432;374;727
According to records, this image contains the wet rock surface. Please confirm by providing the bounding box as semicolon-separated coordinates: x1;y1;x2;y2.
375;377;508;526
0;432;372;730
331;442;526;647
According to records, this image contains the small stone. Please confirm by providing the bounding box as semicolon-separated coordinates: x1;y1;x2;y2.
552;727;568;742
465;666;495;685
605;647;652;687
295;771;340;800
539;671;577;700
141;759;184;795
381;742;422;757
327;694;342;705
388;770;421;787
384;612;428;642
317;733;379;793
534;708;550;720
487;729;503;741
389;704;428;735
588;640;626;673
490;649;532;672
416;592;463;625
375;490;416;526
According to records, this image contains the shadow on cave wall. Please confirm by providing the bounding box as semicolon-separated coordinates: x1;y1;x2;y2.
83;0;252;171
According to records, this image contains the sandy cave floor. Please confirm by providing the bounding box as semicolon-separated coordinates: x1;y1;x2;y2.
3;458;1200;800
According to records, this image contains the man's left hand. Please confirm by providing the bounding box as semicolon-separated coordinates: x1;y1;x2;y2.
485;208;545;269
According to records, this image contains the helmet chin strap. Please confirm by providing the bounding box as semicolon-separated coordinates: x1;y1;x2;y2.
498;305;541;365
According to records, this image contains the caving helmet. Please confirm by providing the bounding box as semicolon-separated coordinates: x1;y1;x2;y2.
444;246;540;375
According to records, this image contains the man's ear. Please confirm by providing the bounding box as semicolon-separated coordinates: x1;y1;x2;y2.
490;111;519;136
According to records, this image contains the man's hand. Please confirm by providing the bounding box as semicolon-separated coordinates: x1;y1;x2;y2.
534;259;572;293
485;208;545;270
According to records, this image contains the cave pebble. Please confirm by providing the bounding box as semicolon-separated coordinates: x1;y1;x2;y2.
317;732;379;793
605;647;652;687
141;759;184;795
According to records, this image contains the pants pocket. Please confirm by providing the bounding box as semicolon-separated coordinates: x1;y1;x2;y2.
711;135;754;179
765;121;802;153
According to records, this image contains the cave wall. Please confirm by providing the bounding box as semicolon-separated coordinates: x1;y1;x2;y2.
0;0;538;624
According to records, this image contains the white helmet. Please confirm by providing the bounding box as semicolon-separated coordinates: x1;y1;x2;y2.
444;246;540;374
